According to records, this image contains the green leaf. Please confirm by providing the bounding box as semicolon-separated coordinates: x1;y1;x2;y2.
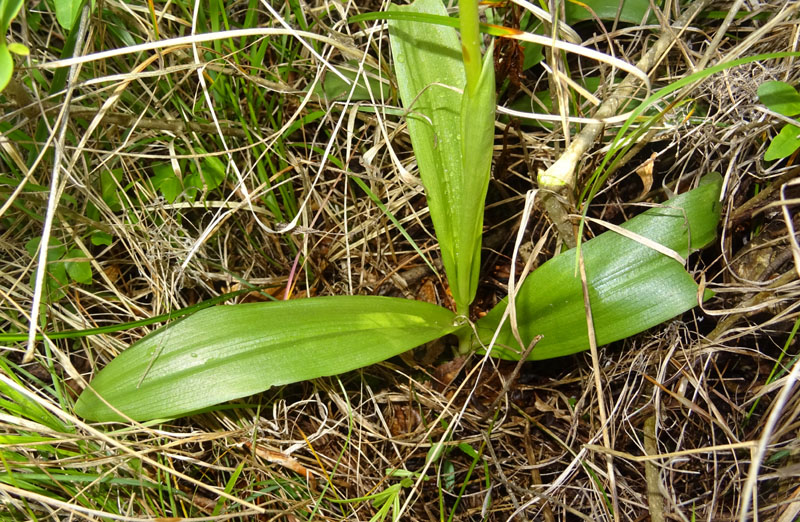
764;124;800;161
0;0;23;33
183;172;201;202
184;156;225;201
75;296;458;421
199;155;226;190
757;81;800;117
442;459;455;491
90;231;113;246
29;262;68;302
54;0;83;30
565;0;654;25
25;238;70;301
473;174;723;360
6;42;28;56
25;237;66;262
0;42;12;93
457;47;495;311
151;163;182;203
64;248;92;284
388;0;495;313
522;40;544;71
100;169;122;211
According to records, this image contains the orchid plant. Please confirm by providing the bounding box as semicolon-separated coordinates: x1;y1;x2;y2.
75;0;721;422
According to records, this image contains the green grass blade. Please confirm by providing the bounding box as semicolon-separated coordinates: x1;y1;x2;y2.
0;288;257;342
581;51;800;209
349;175;438;275
474;174;723;360
388;0;495;314
75;296;458;422
565;0;654;25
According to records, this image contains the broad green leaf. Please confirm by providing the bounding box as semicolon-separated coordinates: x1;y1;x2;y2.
199;155;226;190
522;39;544;71
184;155;226;201
565;0;654;25
75;296;458;421
64;248;92;284
764;124;800;161
389;0;495;313
90;231;113;246
473;174;722;360
26;238;71;299
151;163;182;203
54;0;83;30
25;237;66;261
757;81;800;116
25;237;70;301
44;262;69;301
388;0;463;305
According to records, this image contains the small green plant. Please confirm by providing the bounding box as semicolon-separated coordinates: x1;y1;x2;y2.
151;154;226;204
329;469;423;522
25;237;92;303
757;80;800;161
74;0;721;422
0;0;87;93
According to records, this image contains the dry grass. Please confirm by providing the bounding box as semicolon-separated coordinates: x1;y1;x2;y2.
1;0;799;520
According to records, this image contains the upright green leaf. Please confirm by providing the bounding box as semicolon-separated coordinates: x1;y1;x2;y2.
75;296;458;421
54;0;83;30
0;0;23;31
458;47;495;312
0;42;11;92
474;174;722;360
388;0;495;314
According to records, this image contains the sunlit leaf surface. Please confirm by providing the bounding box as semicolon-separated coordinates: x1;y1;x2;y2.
388;0;494;313
474;174;722;360
76;296;458;421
